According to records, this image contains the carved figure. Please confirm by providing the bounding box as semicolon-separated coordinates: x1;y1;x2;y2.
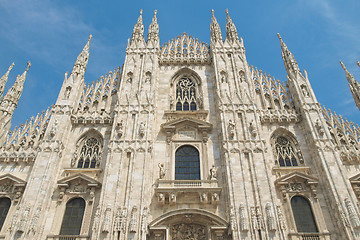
200;193;208;203
139;122;145;137
169;94;174;109
249;120;257;137
49;119;58;139
210;165;217;180
116;120;124;138
64;86;71;99
170;193;176;203
171;223;206;240
228;120;235;138
158;163;166;179
315;119;325;136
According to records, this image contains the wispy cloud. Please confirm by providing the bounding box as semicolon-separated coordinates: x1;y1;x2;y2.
304;0;360;66
0;0;95;70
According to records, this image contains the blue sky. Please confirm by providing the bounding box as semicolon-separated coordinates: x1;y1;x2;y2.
0;0;359;127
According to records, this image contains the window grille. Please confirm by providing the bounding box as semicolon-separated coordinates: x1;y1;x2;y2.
175;145;200;180
274;136;299;167
60;198;86;235
0;198;10;231
291;196;318;233
77;137;100;168
175;77;197;111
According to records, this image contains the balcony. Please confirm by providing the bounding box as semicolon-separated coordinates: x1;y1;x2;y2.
288;232;331;240
47;235;89;240
154;180;221;205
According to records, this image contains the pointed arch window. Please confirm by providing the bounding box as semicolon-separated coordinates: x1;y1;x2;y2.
291;196;318;233
175;145;200;180
60;198;85;235
274;136;300;167
175;77;197;111
77;137;101;168
0;198;10;231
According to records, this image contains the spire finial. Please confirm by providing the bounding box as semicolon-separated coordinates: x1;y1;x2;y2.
340;61;360;111
210;9;223;43
225;9;239;44
357;60;360;68
0;62;15;99
25;61;31;72
131;9;145;45
277;34;300;74
147;9;159;45
340;61;348;72
71;36;92;78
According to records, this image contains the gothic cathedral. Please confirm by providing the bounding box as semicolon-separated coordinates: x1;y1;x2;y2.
0;9;359;240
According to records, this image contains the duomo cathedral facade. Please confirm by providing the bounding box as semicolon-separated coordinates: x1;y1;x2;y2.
0;9;359;240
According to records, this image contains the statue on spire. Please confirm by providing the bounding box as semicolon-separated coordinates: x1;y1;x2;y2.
210;9;223;43
147;10;159;45
131;9;145;45
0;61;31;115
277;33;300;75
0;62;15;99
340;61;360;111
72;35;92;79
357;60;360;68
225;9;239;44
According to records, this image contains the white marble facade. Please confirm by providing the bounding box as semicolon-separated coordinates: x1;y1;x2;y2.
0;9;359;240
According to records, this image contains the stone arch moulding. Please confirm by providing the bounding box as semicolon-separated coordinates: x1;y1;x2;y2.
70;129;104;169
148;209;228;240
170;67;202;87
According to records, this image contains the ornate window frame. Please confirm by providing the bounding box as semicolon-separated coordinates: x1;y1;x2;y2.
271;129;304;168
274;172;330;238
51;173;101;238
169;68;204;111
71;130;103;169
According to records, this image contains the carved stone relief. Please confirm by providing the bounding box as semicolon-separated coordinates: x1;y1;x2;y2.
171;223;206;240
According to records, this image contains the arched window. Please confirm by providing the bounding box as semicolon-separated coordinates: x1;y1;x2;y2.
291;196;318;233
274;136;299;167
175;77;197;111
0;198;10;231
60;198;86;235
77;137;101;168
175;145;200;180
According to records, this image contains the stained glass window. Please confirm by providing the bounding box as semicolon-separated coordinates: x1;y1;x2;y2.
60;198;85;235
274;136;299;167
175;145;200;180
77;137;100;168
176;77;197;111
291;196;318;233
0;198;10;231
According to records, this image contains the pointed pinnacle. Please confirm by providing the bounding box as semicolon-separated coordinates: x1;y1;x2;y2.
1;62;15;81
340;61;348;72
211;9;215;17
138;9;143;23
25;61;31;72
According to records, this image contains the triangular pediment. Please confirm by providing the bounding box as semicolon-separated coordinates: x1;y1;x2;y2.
275;171;318;186
57;173;101;188
161;117;212;132
349;173;360;183
0;174;26;186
